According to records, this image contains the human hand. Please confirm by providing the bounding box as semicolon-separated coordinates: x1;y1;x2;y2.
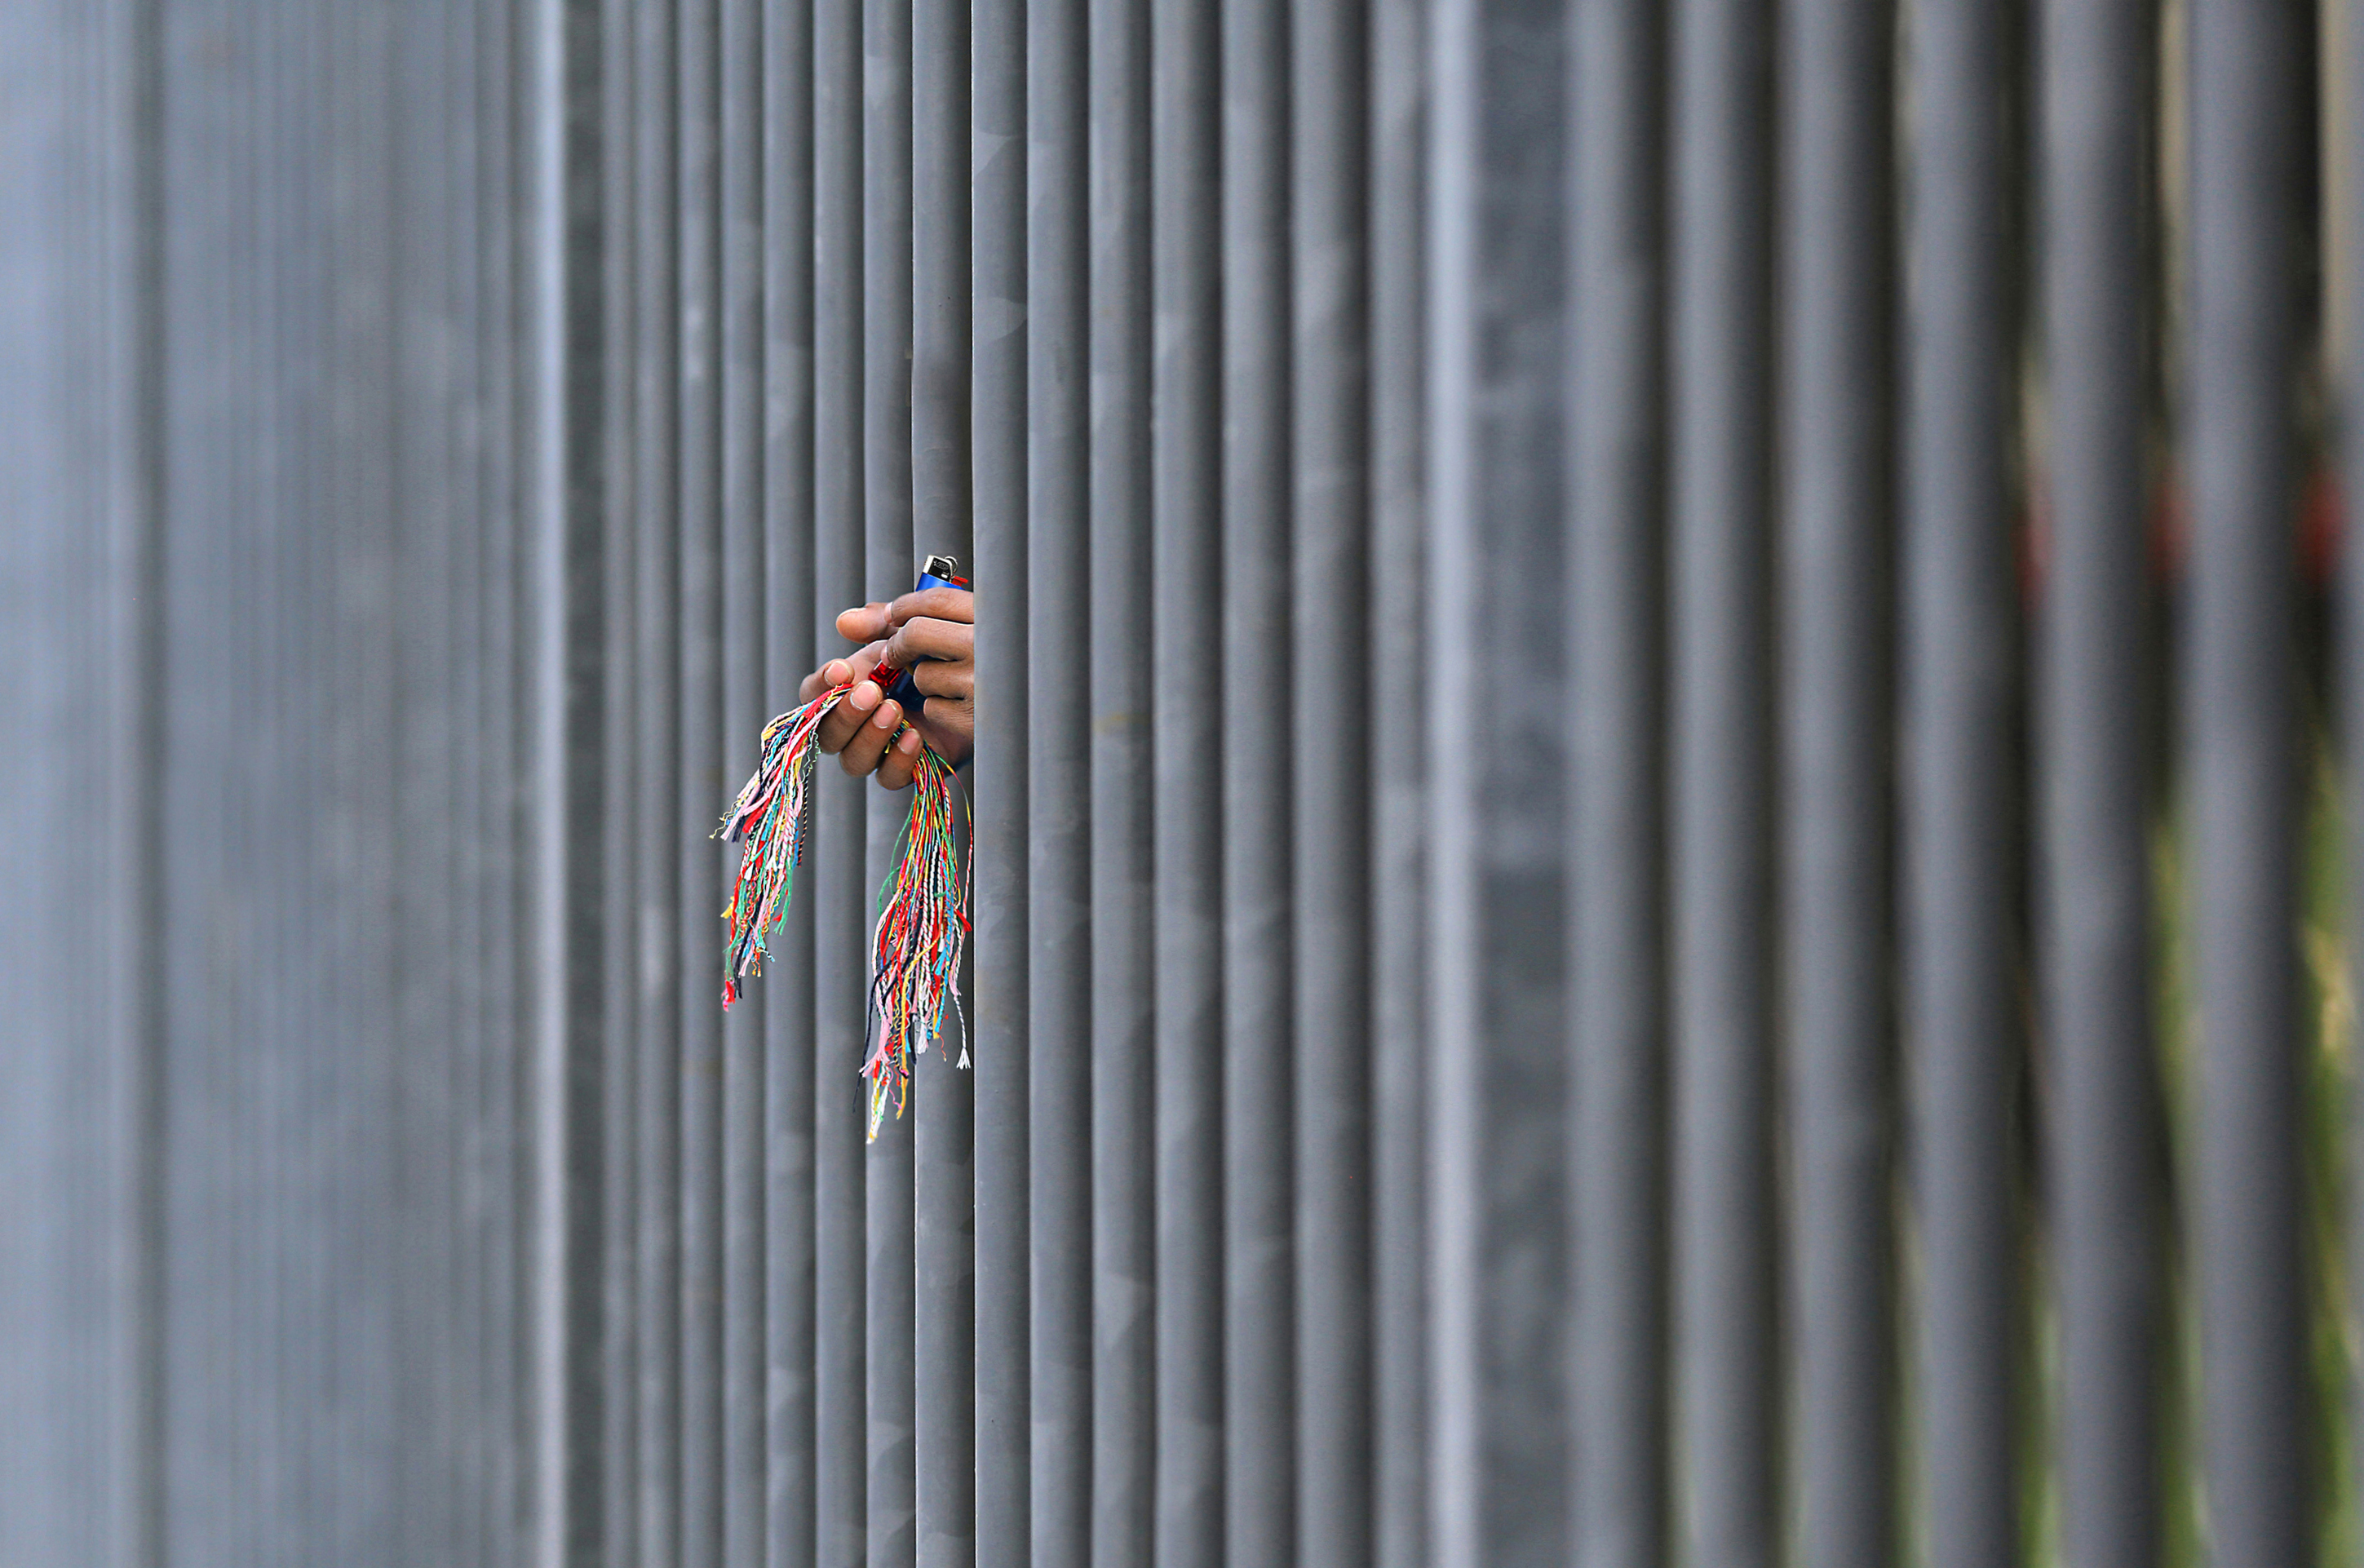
795;585;975;790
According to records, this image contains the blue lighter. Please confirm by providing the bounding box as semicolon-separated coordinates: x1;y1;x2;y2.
882;553;969;715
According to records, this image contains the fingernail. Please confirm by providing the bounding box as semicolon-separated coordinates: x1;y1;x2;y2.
896;730;919;755
872;702;900;731
849;683;878;711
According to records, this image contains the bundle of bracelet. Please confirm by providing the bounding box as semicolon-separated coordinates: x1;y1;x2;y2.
717;662;970;1141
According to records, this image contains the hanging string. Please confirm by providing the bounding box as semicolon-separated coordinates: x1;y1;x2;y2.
718;671;970;1141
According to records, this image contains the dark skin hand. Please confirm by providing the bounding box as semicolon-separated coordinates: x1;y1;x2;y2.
796;585;975;790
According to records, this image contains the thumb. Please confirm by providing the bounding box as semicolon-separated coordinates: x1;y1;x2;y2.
835;602;892;643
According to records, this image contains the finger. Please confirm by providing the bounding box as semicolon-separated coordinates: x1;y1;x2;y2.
836;601;893;644
817;678;882;755
874;727;922;791
910;660;974;700
885;586;974;628
810;644;887;735
798;654;857;704
837;697;901;777
881;615;974;669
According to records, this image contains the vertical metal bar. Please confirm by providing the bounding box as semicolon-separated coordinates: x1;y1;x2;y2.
124;0;168;1544
287;15;320;1547
970;0;1032;1552
1027;0;1094;1547
1902;0;2016;1558
0;0;163;1556
1569;0;1668;1556
600;0;644;1548
764;0;821;1558
1423;0;1572;1552
438;15;481;1544
336;3;408;1554
913;0;976;1550
1150;0;1224;1554
1087;0;1154;1551
454;16;495;1547
813;0;870;1549
1368;0;1429;1553
1291;0;1375;1557
865;0;919;1552
1668;0;1775;1559
1223;0;1296;1550
326;2;406;1550
677;0;728;1551
911;0;973;581
162;4;266;1544
2040;0;2162;1556
241;11;290;1552
635;0;685;1557
270;12;310;1552
445;9;476;1548
719;0;771;1558
527;0;613;1553
392;3;465;1557
1779;0;1897;1559
483;4;532;1544
2186;0;2306;1555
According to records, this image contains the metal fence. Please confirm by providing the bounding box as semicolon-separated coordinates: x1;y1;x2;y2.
3;0;2359;1563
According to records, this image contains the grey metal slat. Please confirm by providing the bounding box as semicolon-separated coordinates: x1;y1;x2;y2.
634;0;685;1559
453;13;488;1531
1423;0;1573;1554
1569;0;1669;1556
762;0;821;1559
1026;0;1093;1547
1902;0;2016;1558
812;0;870;1551
484;1;531;1551
1223;0;1296;1551
2186;0;2306;1554
719;0;771;1558
2039;0;2162;1557
449;16;494;1549
313;11;373;1556
1290;0;1375;1557
330;5;408;1553
1668;0;1775;1560
865;0;920;1550
1368;0;1430;1553
124;0;167;1548
912;0;977;1553
676;0;728;1552
969;0;1032;1551
233;27;276;1537
485;6;533;1547
155;0;251;1553
393;4;467;1556
600;0;645;1549
0;2;164;1558
525;0;616;1553
259;16;303;1552
1778;0;1897;1559
1087;0;1155;1552
1149;0;1224;1555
